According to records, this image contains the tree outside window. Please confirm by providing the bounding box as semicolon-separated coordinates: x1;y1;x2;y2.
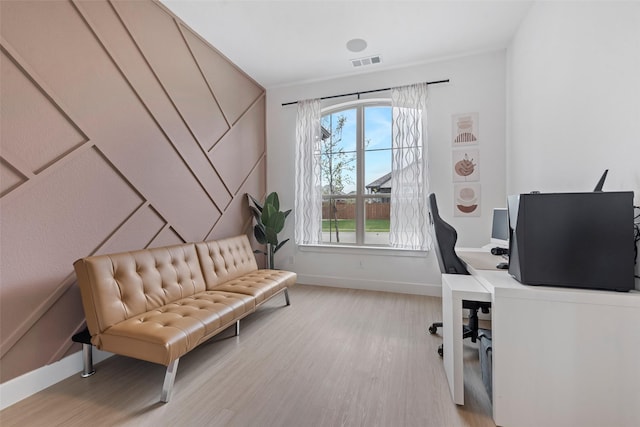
319;103;392;246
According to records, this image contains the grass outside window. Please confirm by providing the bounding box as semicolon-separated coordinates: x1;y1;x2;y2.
322;219;390;232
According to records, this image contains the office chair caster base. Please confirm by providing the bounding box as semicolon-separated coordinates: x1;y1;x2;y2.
437;344;443;357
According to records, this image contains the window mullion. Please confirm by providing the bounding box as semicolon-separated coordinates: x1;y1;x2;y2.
356;105;364;245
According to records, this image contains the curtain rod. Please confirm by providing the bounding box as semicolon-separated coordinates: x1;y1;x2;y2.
281;79;450;107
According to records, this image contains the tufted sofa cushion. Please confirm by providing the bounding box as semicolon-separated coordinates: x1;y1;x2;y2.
195;237;259;288
210;270;298;304
74;242;206;337
196;236;297;303
95;290;255;364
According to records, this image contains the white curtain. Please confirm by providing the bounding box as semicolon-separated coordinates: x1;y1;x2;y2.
389;83;432;250
294;99;323;245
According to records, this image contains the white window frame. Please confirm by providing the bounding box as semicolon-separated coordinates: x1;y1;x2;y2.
320;98;395;248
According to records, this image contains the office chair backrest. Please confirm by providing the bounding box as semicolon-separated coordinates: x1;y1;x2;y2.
428;193;469;275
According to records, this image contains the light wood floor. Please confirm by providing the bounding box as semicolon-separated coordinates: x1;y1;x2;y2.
0;285;495;427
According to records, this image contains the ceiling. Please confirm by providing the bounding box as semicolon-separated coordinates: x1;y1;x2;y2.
161;0;533;89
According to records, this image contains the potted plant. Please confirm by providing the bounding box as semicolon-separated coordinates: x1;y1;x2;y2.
248;192;291;269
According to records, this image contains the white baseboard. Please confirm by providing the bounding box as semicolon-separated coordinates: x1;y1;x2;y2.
296;274;442;297
0;348;112;411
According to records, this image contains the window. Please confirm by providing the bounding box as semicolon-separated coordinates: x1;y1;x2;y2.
320;102;393;246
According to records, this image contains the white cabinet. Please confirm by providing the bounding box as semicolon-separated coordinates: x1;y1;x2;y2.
471;267;640;427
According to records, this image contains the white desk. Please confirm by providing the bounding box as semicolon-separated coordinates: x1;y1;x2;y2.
452;250;640;427
441;273;491;405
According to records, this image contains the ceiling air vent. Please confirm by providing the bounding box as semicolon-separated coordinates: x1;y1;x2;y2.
351;55;382;68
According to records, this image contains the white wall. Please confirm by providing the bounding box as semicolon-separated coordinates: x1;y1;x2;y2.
266;51;507;295
506;1;640;288
506;1;640;195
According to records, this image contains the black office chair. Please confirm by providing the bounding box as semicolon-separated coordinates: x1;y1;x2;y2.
427;193;491;356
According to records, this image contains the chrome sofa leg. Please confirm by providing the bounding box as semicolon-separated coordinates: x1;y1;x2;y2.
72;328;95;378
81;343;95;378
160;359;179;403
235;320;240;336
284;288;290;306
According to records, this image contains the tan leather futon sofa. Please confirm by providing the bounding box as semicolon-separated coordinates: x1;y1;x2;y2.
73;235;296;402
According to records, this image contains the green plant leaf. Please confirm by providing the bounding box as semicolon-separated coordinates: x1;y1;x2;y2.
271;211;285;234
261;204;277;226
265;228;278;246
274;238;289;253
248;194;263;212
253;224;267;244
263;206;285;233
265;192;279;211
283;209;292;219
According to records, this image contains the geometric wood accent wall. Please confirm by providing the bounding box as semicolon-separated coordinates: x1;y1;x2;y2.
0;0;266;383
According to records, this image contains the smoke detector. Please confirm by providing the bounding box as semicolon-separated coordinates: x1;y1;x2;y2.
346;38;367;52
351;55;382;68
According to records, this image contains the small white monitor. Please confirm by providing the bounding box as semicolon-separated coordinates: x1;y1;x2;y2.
491;208;509;248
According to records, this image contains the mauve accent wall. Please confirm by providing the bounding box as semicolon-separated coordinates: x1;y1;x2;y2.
0;0;266;383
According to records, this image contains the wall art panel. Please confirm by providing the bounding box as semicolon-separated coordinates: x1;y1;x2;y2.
181;24;263;129
207;157;267;242
0;286;84;383
0;50;86;175
452;148;479;182
96;204;166;255
0;158;27;197
210;97;266;194
112;0;230;149
150;226;185;248
454;182;481;217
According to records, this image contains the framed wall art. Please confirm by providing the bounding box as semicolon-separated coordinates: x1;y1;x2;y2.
452;148;479;182
453;182;481;217
452;113;479;146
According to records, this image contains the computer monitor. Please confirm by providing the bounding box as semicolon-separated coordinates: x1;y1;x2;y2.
490;208;509;248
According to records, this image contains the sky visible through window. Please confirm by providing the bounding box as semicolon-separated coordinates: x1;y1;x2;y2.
321;106;392;195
